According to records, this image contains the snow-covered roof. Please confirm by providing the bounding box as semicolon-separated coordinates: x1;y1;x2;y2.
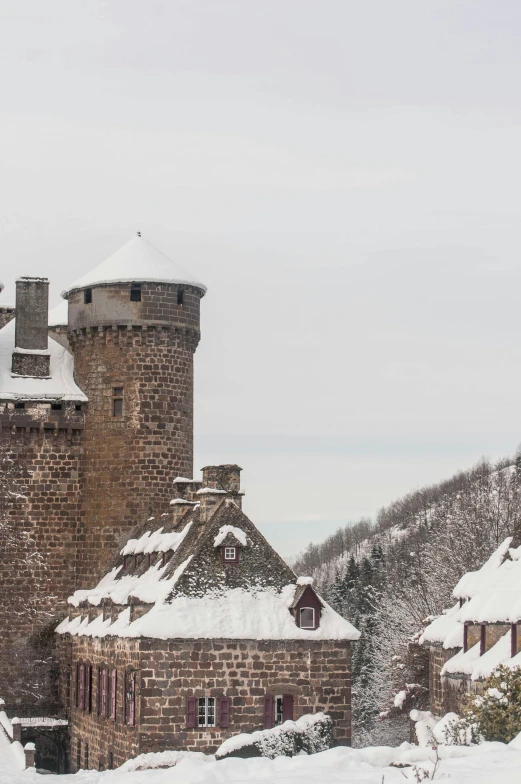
59;584;360;642
48;300;68;327
61;235;206;298
421;538;521;680
59;479;360;643
214;525;248;547
0;320;87;401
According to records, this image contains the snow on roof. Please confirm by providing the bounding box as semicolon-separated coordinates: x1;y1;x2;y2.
48;299;68;327
0;320;87;401
214;525;248;547
62;235;206;298
120;585;360;642
419;603;463;650
121;522;193;556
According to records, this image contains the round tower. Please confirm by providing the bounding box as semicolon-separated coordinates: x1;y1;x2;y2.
63;234;206;584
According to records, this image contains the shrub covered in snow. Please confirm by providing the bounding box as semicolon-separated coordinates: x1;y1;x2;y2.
215;712;334;760
458;665;521;743
410;709;480;747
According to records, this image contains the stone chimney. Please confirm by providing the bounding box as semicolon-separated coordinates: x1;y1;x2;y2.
170;498;197;525
11;277;50;377
198;465;244;521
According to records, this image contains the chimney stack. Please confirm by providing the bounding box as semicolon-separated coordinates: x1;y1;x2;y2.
12;277;50;377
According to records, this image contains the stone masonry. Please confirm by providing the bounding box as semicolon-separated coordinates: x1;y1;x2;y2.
60;635;352;772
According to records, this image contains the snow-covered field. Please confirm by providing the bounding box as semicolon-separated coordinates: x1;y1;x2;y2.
2;731;521;784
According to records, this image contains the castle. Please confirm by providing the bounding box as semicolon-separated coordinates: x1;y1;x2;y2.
0;235;358;772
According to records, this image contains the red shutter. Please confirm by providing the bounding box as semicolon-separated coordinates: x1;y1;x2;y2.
282;694;294;722
102;668;109;718
96;667;101;715
512;624;518;659
480;625;486;656
123;671;127;724
74;663;80;708
219;697;230;728
186;697;196;728
129;671;136;727
463;624;468;653
111;670;117;720
263;695;274;729
79;664;85;711
85;665;92;713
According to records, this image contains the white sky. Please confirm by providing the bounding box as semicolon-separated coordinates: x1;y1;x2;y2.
1;1;521;556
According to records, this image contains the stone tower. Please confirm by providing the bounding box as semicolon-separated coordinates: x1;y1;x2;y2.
63;234;206;585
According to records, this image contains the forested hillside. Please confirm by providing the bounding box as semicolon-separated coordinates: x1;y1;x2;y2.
293;455;521;746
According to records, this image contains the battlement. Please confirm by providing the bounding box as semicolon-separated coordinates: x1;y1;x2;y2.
68;322;200;353
0;400;85;439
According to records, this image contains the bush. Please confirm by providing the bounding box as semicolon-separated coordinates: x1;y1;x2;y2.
216;713;334;760
459;665;521;743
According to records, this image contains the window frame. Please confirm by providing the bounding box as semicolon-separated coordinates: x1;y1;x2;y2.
197;696;216;728
224;547;236;561
299;607;315;630
112;387;124;417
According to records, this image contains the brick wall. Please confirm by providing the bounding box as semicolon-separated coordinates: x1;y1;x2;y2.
60;635;352;772
68;283;203;586
0;403;84;704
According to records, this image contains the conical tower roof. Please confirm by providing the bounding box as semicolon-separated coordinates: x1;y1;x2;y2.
62;234;206;299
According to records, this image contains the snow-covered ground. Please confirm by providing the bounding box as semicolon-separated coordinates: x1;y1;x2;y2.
1;736;521;784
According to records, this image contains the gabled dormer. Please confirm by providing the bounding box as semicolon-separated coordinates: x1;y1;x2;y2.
213;525;248;565
290;578;323;631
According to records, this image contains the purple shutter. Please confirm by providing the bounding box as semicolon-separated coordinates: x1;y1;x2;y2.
186;697;196;728
85;665;92;713
282;694;294;722
219;697;230;728
102;668;108;717
79;664;85;711
129;671;136;727
263;695;274;729
111;670;117;720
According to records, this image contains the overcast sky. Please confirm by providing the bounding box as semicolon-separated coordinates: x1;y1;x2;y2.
1;1;521;556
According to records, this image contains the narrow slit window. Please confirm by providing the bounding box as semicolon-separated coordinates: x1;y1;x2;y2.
177;288;184;306
130;283;141;302
84;288;92;304
299;607;315;629
113;387;123;417
274;695;284;726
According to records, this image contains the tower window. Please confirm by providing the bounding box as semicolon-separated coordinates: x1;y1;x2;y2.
14;402;25;410
113;387;123;417
177;288;184;306
51;403;62;411
84;288;92;304
130;283;141;302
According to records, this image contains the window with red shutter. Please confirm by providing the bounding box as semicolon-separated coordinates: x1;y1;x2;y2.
102;668;109;718
111;670;117;721
263;695;274;729
129;671;136;726
79;664;85;711
97;667;101;715
282;694;294;722
186;697;196;728
74;663;80;708
219;697;230;728
85;665;92;714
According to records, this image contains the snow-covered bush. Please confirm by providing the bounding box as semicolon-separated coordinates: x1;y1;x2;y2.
459;665;521;743
410;709;480;747
215;713;334;760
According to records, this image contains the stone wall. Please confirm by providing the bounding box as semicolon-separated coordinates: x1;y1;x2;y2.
68;282;203;586
0;306;15;329
60;635;351;772
0;402;84;704
428;646;460;716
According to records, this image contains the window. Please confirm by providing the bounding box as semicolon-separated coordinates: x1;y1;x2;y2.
197;697;216;727
113;387;123;417
124;670;136;726
85;664;92;714
84;743;89;770
51;403;62;411
14;402;25;410
84;288;92;304
299;607;315;629
75;404;82;412
263;694;293;729
79;664;85;711
76;740;81;771
110;669;117;720
101;668;109;718
130;283;141;302
224;547;236;561
108;752;114;770
177;288;184;306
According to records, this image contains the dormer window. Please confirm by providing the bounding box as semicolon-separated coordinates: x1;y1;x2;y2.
224;547;236;561
299;607;315;629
